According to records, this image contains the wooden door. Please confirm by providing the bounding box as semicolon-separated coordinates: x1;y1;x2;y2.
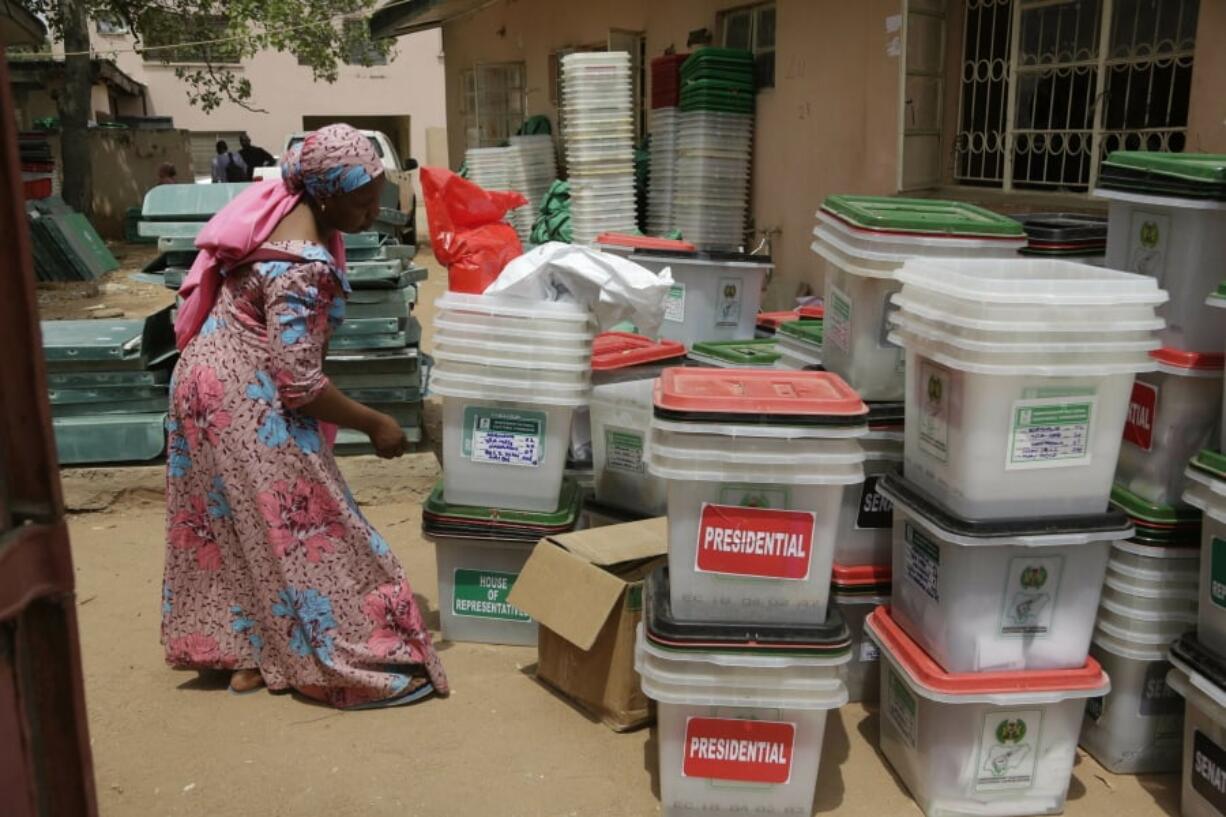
0;44;99;817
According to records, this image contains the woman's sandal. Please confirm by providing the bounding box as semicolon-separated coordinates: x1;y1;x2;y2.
345;676;436;711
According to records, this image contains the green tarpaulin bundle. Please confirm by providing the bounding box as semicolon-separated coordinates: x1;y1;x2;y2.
530;179;573;244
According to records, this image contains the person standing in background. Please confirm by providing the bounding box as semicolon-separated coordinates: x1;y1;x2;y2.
211;140;248;184
156;163;179;185
238;134;276;181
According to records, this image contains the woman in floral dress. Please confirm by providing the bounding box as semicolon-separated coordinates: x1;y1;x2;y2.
161;124;447;708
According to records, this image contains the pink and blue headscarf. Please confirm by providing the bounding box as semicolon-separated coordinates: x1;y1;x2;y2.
174;123;384;351
281;124;384;201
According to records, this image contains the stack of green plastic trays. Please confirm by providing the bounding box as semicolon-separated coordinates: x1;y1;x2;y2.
41;307;178;465
679;48;755;115
328;256;429;455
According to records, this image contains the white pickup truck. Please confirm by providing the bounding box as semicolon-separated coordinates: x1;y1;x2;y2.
253;129;418;244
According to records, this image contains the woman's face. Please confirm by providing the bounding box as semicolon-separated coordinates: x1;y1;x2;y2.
324;173;386;234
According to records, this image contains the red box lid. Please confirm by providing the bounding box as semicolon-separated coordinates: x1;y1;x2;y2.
592;332;686;371
596;233;697;252
831;563;891;587
653;368;868;419
866;606;1108;695
1152;347;1225;371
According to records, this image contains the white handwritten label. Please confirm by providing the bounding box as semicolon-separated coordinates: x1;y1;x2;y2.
1006;396;1095;470
463;407;546;467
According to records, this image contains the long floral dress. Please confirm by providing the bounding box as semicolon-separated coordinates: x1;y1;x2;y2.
161;240;448;708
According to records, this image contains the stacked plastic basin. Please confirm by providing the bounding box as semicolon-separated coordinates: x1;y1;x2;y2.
587;332;686;519
646;108;679;236
637;368;868;816
1080;483;1200;773
810;194;1027;402
42;312;176;465
1116;349;1223;508
674;48;754;250
1097;151;1226;354
431;291;595;510
507;134;558;244
1175;447;1226;817
868;256;1167;817
464;146;513;192
424;292;593;645
1168;633;1226;817
647;54;686;236
422;478;580;646
620;249;773;348
561;52;637;244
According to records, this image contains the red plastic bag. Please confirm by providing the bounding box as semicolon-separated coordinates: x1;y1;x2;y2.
420;166;527;293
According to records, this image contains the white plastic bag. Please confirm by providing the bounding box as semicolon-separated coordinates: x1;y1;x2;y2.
485;242;674;337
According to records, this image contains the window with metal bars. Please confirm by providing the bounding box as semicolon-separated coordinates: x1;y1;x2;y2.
954;0;1197;192
460;62;526;150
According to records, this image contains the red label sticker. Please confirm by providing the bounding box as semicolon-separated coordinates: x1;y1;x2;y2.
1123;381;1158;451
695;504;816;580
683;717;796;785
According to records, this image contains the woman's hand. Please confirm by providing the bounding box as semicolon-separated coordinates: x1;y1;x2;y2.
299;384;408;458
367;412;409;459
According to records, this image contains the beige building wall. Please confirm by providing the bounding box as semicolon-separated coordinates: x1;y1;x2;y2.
89;26;447;187
439;0;903;309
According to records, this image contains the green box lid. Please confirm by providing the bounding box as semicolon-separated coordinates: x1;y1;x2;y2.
333;423;422;455
137;221;203;239
1210;281;1226;305
777;319;824;345
682;48;754;67
325;347;419;375
679;97;755;114
51;395;170;418
339;385;422;403
1109;482;1202;526
332;316;403;338
682;76;755;94
821;195;1026;237
42;320;144;363
48;384;167;405
53;413;167;465
422;477;581;528
690;338;781;366
1103;151;1226;184
141;182;249;220
344;232;385;250
328;331;409;351
47;369;169;388
1128;527;1202;548
1191;449;1226;482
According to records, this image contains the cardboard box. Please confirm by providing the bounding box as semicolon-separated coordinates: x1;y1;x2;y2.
508;517;667;732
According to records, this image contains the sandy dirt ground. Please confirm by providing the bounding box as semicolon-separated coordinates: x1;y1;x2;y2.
49;248;1181;817
37;243;174;321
